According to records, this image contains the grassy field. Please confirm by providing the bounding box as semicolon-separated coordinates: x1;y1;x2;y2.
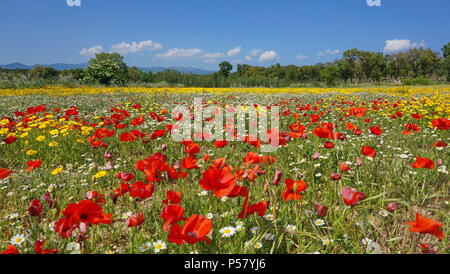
0;87;449;254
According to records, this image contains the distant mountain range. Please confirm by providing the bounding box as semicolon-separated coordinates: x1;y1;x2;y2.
0;63;215;75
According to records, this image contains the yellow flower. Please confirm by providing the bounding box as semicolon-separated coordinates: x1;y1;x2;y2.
48;141;59;147
49;129;59;135
36;136;46;142
94;170;107;178
26;150;37;156
51;166;63;175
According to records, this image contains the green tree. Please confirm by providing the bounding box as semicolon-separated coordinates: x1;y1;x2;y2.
84;53;128;85
218;61;233;77
28;66;59;80
441;43;450;81
320;65;340;86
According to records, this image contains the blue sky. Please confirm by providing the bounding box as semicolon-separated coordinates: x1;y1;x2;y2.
0;0;449;69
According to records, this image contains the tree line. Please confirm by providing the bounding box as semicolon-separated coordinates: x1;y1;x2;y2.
1;43;449;89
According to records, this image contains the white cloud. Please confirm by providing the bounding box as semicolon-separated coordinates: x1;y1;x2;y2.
317;49;340;58
244;55;253;61
201;52;226;59
227;46;242;57
296;54;309;60
259;50;278;62
155;48;204;59
79;45;104;56
249;49;263;57
384;39;426;53
111;40;163;55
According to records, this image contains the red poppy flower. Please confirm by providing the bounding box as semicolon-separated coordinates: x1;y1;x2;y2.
25;159;42;172
199;165;236;198
113;182;131;198
340;162;351;172
131;116;144;126
181;155;200;170
411;157;435;169
129;181;154;200
34;240;58;254
434;141;447;148
324;141;335;149
431;118;450;130
183;142;200;154
115;172;135;182
243;152;261;165
238;197;269;219
54;200;112;238
281;178;308;201
214;140;228;147
406;213;444;240
0;168;12;179
120;132;137;142
86;190;106;204
312;124;335;139
28;199;42;217
1;245;20;254
346;122;356;130
162;190;182;204
3;136;16;144
127;212;145;227
161;204;186;232
342;187;366;206
361;146;376;157
369;126;382;136
168;214;212;245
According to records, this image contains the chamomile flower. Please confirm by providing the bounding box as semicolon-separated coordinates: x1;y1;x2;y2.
263;213;274;221
321;238;334;246
198;190;208;197
285;224;297;233
314;219;325;226
10;234;27;246
206;212;214;220
153;240;167;253
253;242;263;249
264;233;275;240
139;242;152;252
250;226;260;234
220;226;236;237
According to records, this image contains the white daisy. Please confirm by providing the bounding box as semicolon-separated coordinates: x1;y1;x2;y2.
153;240;167;253
10;234;27;246
321;238;334;246
139;242;152;252
314;219;325;226
264;233;275;240
285;224;297;233
220;226;236;237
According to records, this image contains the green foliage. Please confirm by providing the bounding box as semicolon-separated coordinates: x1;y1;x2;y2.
218;61;233;77
402;76;431;85
28;66;59;80
84;53;128;85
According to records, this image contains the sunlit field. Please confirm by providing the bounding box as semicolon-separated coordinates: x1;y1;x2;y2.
0;87;449;254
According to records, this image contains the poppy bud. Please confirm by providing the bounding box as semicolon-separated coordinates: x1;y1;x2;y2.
312;152;321;160
386;202;398;212
161;143;167;151
272;169;283;185
313;203;328;217
356;157;362;166
28;199;42;216
330;173;341;180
